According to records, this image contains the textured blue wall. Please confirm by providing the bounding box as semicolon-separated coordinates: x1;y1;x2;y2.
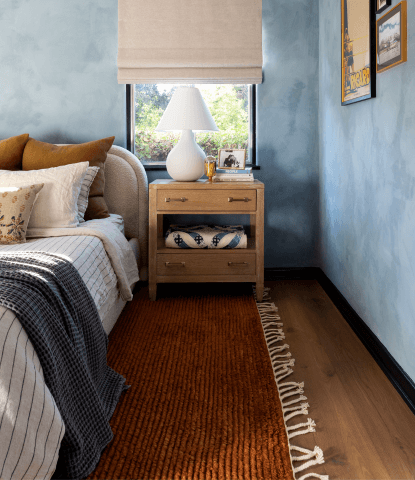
0;0;320;267
319;0;415;379
0;0;126;145
145;0;321;267
254;0;320;267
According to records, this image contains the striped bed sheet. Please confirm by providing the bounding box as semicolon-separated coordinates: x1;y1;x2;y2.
0;235;118;315
0;217;138;479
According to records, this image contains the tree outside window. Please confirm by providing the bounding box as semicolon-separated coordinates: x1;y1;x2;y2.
134;84;250;164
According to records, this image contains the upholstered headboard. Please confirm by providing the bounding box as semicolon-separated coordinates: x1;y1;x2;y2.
57;144;148;280
103;145;148;281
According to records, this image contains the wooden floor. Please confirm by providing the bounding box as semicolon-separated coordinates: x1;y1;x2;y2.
267;280;415;479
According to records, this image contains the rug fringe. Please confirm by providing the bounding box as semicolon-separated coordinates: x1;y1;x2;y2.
253;286;329;480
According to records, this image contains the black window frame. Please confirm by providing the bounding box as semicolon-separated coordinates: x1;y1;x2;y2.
126;84;259;170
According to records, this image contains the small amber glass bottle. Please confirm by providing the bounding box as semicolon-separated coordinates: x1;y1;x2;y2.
204;156;216;182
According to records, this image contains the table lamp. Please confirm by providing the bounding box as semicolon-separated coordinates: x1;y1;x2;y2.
155;86;219;182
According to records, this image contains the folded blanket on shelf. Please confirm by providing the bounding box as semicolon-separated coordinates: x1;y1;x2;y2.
165;225;247;249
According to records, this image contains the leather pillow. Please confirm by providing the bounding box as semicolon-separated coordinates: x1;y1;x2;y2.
22;136;115;219
0;134;30;170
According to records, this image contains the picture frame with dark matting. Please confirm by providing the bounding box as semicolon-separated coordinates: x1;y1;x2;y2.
376;0;391;15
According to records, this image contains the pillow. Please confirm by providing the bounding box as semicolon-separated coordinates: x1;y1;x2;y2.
22;136;115;220
0;184;44;244
0;134;30;170
77;166;100;223
0;162;89;229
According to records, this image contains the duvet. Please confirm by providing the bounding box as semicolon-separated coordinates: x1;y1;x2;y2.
0;218;139;479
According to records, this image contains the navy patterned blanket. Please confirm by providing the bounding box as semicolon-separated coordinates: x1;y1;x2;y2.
165;224;247;249
0;252;127;480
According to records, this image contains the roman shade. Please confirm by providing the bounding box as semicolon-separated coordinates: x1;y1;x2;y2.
117;0;263;84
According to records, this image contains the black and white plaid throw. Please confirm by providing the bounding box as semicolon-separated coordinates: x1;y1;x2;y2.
0;252;128;480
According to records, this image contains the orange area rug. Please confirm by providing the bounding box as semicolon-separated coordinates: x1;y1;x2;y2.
88;283;294;480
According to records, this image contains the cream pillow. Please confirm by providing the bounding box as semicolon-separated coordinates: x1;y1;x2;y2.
0;162;89;229
0;184;44;244
77;166;99;224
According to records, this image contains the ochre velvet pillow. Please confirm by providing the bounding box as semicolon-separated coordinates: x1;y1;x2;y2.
0;134;30;170
22;136;115;219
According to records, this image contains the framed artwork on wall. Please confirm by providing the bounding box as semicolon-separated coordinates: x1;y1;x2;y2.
377;1;407;73
341;0;377;106
376;0;391;15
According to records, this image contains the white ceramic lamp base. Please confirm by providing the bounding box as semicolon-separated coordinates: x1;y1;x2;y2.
166;129;205;182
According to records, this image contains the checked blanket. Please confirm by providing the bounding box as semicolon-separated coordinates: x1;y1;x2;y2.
165;225;247;249
0;252;127;480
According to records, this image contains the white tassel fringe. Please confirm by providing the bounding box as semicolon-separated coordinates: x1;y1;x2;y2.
253;286;328;479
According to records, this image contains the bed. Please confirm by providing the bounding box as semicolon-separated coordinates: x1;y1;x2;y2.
0;145;148;479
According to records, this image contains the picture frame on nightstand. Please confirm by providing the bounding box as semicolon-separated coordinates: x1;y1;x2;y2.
217;149;246;170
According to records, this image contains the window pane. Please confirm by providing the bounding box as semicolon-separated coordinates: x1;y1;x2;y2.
134;84;250;165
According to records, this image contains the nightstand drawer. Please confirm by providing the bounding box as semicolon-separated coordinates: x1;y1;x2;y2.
157;189;257;212
157;253;256;276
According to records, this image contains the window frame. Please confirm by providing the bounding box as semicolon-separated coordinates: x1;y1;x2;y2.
126;84;258;170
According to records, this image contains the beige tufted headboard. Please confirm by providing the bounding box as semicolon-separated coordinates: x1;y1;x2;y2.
104;145;149;281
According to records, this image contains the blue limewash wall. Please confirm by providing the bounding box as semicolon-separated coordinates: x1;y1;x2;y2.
147;0;321;267
0;0;125;145
0;0;319;268
319;0;415;380
254;0;320;267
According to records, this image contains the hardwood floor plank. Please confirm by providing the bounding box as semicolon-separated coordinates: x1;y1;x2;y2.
267;279;415;479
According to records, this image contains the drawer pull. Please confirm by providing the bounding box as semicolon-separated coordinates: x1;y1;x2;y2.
165;262;186;267
165;197;187;203
228;197;250;203
228;262;249;267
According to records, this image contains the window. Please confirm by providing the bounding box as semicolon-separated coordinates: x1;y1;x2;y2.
127;84;256;167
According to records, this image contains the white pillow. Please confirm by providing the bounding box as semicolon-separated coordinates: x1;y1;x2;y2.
0;162;89;228
77;166;99;224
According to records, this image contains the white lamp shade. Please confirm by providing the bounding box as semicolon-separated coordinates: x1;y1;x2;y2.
155;87;219;132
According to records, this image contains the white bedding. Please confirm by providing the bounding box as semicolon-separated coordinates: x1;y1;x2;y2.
27;215;138;302
0;217;139;479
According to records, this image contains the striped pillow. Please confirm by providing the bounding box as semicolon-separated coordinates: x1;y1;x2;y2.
77;166;99;223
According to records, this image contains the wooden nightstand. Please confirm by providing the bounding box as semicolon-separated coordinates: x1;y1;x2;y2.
149;179;264;301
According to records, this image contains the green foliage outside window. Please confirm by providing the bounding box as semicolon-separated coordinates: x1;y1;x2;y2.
134;84;249;162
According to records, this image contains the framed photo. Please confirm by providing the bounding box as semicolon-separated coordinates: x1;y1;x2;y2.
217;149;246;170
376;0;391;15
377;1;407;73
341;0;376;105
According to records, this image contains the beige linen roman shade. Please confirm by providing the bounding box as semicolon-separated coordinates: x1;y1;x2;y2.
118;0;263;84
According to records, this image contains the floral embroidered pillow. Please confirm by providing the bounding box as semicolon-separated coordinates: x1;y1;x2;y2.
0;184;44;244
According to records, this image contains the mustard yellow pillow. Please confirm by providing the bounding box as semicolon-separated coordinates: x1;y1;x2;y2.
0;134;30;170
22;136;115;219
0;184;44;244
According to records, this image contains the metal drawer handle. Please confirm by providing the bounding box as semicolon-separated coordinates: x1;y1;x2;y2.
228;262;248;267
228;197;250;202
165;262;186;267
165;197;187;202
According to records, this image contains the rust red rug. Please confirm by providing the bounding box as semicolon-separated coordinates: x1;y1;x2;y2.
87;284;324;480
